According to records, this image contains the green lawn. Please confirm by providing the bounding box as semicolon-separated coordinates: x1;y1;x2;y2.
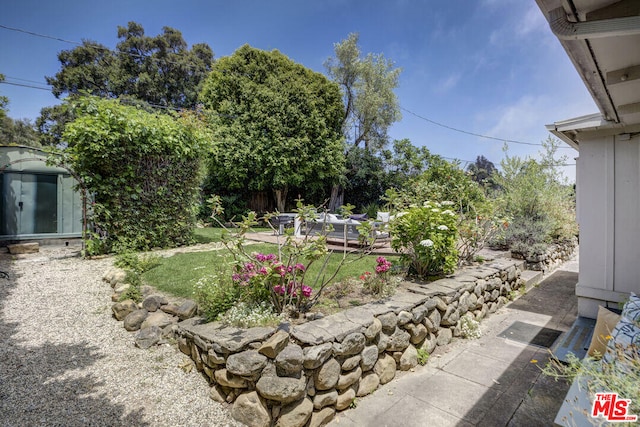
142;239;399;300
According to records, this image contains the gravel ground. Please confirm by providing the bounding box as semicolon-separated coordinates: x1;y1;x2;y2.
0;245;243;427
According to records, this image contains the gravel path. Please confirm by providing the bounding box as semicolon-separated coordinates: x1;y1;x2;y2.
0;245;243;427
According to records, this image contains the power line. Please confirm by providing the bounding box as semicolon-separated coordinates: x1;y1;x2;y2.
0;24;82;45
0;81;50;91
401;106;574;149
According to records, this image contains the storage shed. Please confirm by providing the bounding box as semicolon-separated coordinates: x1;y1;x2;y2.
0;145;83;241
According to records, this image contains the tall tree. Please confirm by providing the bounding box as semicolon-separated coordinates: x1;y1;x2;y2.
325;33;401;152
199;45;345;212
467;155;499;190
325;33;402;209
40;22;214;146
0;74;9;120
1;117;40;147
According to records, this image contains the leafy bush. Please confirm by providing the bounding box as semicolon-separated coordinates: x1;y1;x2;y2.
59;96;210;253
384;156;501;265
118;271;143;302
115;251;161;274
496;137;577;249
390;202;458;278
193;272;241;322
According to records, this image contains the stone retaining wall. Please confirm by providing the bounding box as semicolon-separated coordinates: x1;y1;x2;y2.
511;237;578;272
176;258;526;427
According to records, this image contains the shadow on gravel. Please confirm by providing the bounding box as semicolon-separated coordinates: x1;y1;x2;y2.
0;256;149;427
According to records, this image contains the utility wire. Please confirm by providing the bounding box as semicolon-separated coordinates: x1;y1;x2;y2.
0;81;50;91
2;24;579;151
401;106;574;149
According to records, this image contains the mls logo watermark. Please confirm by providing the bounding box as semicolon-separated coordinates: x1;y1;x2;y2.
591;392;638;423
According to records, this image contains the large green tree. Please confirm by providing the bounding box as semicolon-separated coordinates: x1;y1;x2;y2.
39;22;214;146
199;45;345;212
325;33;402;210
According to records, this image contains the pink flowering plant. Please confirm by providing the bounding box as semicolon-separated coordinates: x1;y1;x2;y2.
207;198;372;316
232;253;313;312
360;256;394;295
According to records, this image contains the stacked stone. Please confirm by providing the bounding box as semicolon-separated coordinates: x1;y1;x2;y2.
513;237;578;271
175;258;525;427
104;267;198;349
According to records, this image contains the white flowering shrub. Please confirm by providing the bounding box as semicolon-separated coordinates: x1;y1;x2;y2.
459;315;481;339
390;201;458;278
218;301;285;328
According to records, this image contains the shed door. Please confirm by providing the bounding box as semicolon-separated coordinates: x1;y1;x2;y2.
1;173;58;235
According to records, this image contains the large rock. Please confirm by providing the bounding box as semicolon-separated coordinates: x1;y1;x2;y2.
111;299;137;321
314;358;340;390
277;398;313;427
333;332;365;356
231;391;271;427
313;389;338;410
141;295;168;312
428;309;441;330
214;368;248;388
359;345;379;371
405;322;428;345
336;386;356;411
259;330;289;359
308;407;335;427
175;300;198;320
103;267;127;287
377;312;397;333
357;372;380;397
7;242;39;254
124;309;148;331
209;384;227;403
373;354;396;384
140;311;175;331
421;332;437;354
303;343;333;370
397;311;412;326
386;327;411;351
227;350;268;378
400;344;418;371
337;366;362;391
436;328;453;346
340;355;361;371
364;317;382;339
256;374;306;404
134;326;162;349
276;344;304;377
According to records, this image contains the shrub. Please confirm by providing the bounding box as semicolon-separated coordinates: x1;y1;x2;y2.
59;96;210;253
218;302;284;328
193;272;241;322
118;271;143;302
543;349;640;419
390;201;458;278
495;137;577;250
360;256;397;296
115;251;161;274
459;314;481;339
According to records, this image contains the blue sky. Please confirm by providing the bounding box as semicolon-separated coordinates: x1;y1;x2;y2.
1;0;597;180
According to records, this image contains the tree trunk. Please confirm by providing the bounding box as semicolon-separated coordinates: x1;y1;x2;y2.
274;186;288;213
328;184;344;212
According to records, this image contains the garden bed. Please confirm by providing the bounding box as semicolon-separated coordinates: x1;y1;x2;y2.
174;257;525;427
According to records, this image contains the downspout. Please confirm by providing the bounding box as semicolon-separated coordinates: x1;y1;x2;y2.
549;7;640;40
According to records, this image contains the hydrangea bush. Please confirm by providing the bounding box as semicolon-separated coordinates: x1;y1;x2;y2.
390;201;458;278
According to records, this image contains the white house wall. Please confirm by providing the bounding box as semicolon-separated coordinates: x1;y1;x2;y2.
576;133;640;317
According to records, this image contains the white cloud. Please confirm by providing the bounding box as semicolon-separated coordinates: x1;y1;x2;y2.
434;73;462;94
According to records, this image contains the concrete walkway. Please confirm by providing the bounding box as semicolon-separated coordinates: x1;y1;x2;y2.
328;257;579;427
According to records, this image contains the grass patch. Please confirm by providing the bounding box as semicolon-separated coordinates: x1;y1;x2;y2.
142;242;399;300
